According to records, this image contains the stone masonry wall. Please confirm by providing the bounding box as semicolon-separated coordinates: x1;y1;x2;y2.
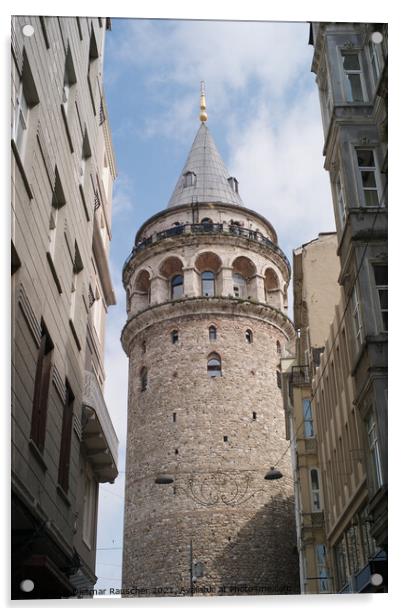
122;309;300;596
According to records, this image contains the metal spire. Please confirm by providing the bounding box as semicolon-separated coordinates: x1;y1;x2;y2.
199;81;208;123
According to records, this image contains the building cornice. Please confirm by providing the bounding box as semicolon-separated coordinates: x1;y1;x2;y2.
121;296;295;355
135;202;278;246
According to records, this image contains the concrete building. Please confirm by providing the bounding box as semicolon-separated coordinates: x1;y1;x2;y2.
307;22;388;591
121;92;300;596
11;16;118;598
280;233;342;593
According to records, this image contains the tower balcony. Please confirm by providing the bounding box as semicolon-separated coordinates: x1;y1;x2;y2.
123;221;291;277
82;370;118;483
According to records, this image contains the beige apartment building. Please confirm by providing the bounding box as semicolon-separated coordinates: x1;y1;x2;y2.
11;16;118;598
308;21;388;592
280;233;341;593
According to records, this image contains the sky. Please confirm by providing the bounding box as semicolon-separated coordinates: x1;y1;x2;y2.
95;17;336;594
2;0;403;612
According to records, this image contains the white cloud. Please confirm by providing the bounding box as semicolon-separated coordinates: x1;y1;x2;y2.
227;90;336;249
110;20;314;142
111;172;137;219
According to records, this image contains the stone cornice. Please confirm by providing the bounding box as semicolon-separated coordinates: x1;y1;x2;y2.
123;231;290;288
121;296;295;355
135;202;278;245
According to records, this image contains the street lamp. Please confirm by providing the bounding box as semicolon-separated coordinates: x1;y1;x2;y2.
264;467;283;480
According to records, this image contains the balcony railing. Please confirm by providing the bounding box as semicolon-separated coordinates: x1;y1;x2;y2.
123;222;291;274
82;370;118;483
290;365;312;386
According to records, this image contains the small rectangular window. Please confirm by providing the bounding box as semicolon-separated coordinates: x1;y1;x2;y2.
303;399;315;438
30;322;54;452
223;436;228;442
367;412;383;491
58;382;74;492
341;51;365;102
336;175;346;228
315;544;330;593
369;39;382;85
372;264;388;331
351;283;363;350
356;149;381;207
83;469;96;548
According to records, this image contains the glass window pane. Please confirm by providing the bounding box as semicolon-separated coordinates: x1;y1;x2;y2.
361;171;377;188
378;289;388;309
357;150;375;167
373;265;388;286
364;190;379;206
311;469;319;490
348;74;364;102
342;53;360;70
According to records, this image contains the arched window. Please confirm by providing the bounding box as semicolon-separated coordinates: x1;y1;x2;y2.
209;325;217;341
207;353;221;377
245;329;253;343
201;271;215;297
141;340;146;354
276;340;281;355
171;330;179;344
140;367;148;391
232;273;247;298
171;274;184;299
201;217;213;224
310;468;322;512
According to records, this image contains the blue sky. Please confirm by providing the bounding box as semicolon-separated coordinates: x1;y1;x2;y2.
95;17;336;593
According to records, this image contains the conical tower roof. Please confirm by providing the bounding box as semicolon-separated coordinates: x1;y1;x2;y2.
167;122;244;209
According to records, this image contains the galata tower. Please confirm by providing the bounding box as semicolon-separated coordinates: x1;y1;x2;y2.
121;87;299;596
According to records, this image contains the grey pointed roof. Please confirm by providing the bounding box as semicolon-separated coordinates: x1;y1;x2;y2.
167;123;244;209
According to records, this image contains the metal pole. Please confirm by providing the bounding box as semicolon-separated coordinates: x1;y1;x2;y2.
189;539;193;596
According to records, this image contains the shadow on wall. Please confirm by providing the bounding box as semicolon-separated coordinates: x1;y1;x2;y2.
211;493;300;596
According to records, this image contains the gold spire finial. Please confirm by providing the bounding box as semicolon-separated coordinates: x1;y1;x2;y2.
200;81;208;122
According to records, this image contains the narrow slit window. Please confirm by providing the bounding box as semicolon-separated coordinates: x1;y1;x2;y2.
140;367;148;392
245;329;253;343
171;330;179;344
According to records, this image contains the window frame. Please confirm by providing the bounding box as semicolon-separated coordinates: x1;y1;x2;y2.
232;272;247;299
303;398;315;438
171;274;184;300
371;263;388;332
309;467;322;512
208;325;217;341
351;283;363;351
335;173;347;229
368;37;384;87
30;321;54;452
339;48;367;103
207;353;222;378
201;270;215;297
366;411;383;491
355;147;384;208
58;381;74;493
82;466;97;549
315;544;330;593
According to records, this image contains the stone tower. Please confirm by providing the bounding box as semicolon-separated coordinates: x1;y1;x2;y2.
121;93;299;596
